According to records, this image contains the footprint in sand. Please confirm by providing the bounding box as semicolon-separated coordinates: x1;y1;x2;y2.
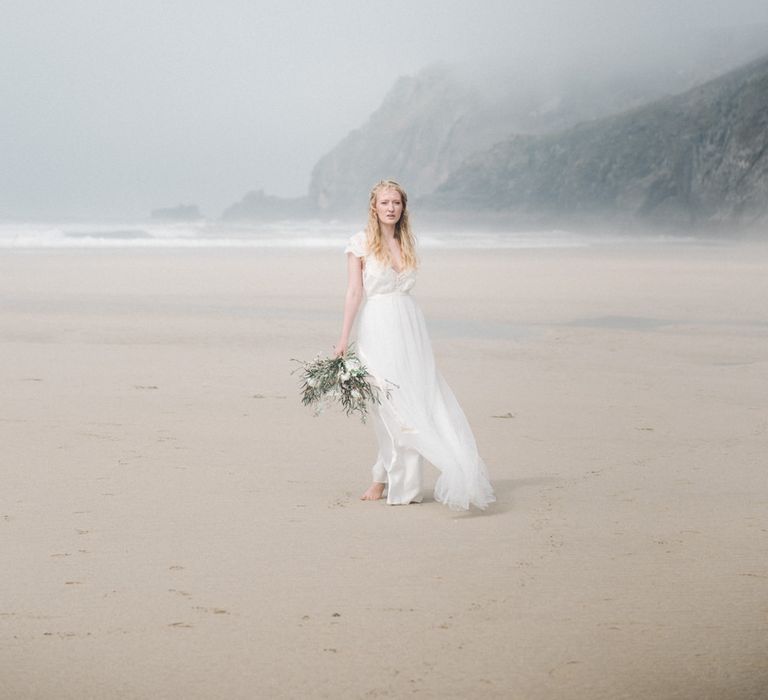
193;606;229;615
329;494;352;509
168;589;191;597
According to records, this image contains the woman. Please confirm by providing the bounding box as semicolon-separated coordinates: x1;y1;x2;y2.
334;180;495;511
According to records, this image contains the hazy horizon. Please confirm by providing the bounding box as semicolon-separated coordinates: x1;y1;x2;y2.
2;0;768;221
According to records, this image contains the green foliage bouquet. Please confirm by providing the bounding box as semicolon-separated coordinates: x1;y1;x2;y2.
291;346;388;423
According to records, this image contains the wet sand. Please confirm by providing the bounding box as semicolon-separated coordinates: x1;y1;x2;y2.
1;241;767;699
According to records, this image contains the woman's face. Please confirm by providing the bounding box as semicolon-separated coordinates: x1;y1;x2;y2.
375;188;403;226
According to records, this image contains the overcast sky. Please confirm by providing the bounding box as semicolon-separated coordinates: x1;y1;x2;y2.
2;0;768;220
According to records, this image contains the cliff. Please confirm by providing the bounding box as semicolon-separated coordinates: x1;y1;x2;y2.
428;54;768;228
307;64;483;214
305;24;768;217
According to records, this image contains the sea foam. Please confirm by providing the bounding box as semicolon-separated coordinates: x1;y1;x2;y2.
0;220;689;250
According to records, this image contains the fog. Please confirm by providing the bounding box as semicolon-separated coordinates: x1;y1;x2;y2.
2;0;768;220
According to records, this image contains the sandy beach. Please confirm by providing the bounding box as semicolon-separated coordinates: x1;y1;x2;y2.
1;240;767;699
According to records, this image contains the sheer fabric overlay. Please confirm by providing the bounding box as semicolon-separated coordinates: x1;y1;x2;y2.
345;231;496;511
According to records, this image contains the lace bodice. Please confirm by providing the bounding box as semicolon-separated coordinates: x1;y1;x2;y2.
344;231;417;297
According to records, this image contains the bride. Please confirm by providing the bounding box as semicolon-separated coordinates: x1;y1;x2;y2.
334;180;495;511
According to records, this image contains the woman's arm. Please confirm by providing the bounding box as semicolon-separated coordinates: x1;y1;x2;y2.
334;253;364;356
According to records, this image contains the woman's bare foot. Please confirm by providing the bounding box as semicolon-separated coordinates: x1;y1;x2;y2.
360;482;385;501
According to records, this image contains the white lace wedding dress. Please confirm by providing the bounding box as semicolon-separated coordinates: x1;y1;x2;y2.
345;231;496;511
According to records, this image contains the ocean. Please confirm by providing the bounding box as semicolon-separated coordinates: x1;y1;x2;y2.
0;220;689;250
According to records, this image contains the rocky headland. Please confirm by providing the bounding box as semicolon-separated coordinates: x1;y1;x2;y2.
427;54;768;229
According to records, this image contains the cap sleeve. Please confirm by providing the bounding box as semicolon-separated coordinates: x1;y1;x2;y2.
343;231;367;258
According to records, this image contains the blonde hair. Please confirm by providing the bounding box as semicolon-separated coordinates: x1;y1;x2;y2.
364;180;418;270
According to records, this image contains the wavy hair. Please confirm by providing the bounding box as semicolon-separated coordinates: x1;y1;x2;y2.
364;180;418;270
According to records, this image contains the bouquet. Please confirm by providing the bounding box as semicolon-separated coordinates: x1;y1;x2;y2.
291;346;389;423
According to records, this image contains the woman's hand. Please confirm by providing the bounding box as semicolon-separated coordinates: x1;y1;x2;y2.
333;339;348;357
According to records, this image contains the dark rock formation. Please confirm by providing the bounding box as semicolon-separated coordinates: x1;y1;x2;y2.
306;25;768;216
428;54;768;228
307;64;483;215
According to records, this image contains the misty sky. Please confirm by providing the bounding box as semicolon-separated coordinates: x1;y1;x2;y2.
2;0;768;220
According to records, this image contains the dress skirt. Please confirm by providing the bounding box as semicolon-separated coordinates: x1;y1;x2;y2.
355;291;495;511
